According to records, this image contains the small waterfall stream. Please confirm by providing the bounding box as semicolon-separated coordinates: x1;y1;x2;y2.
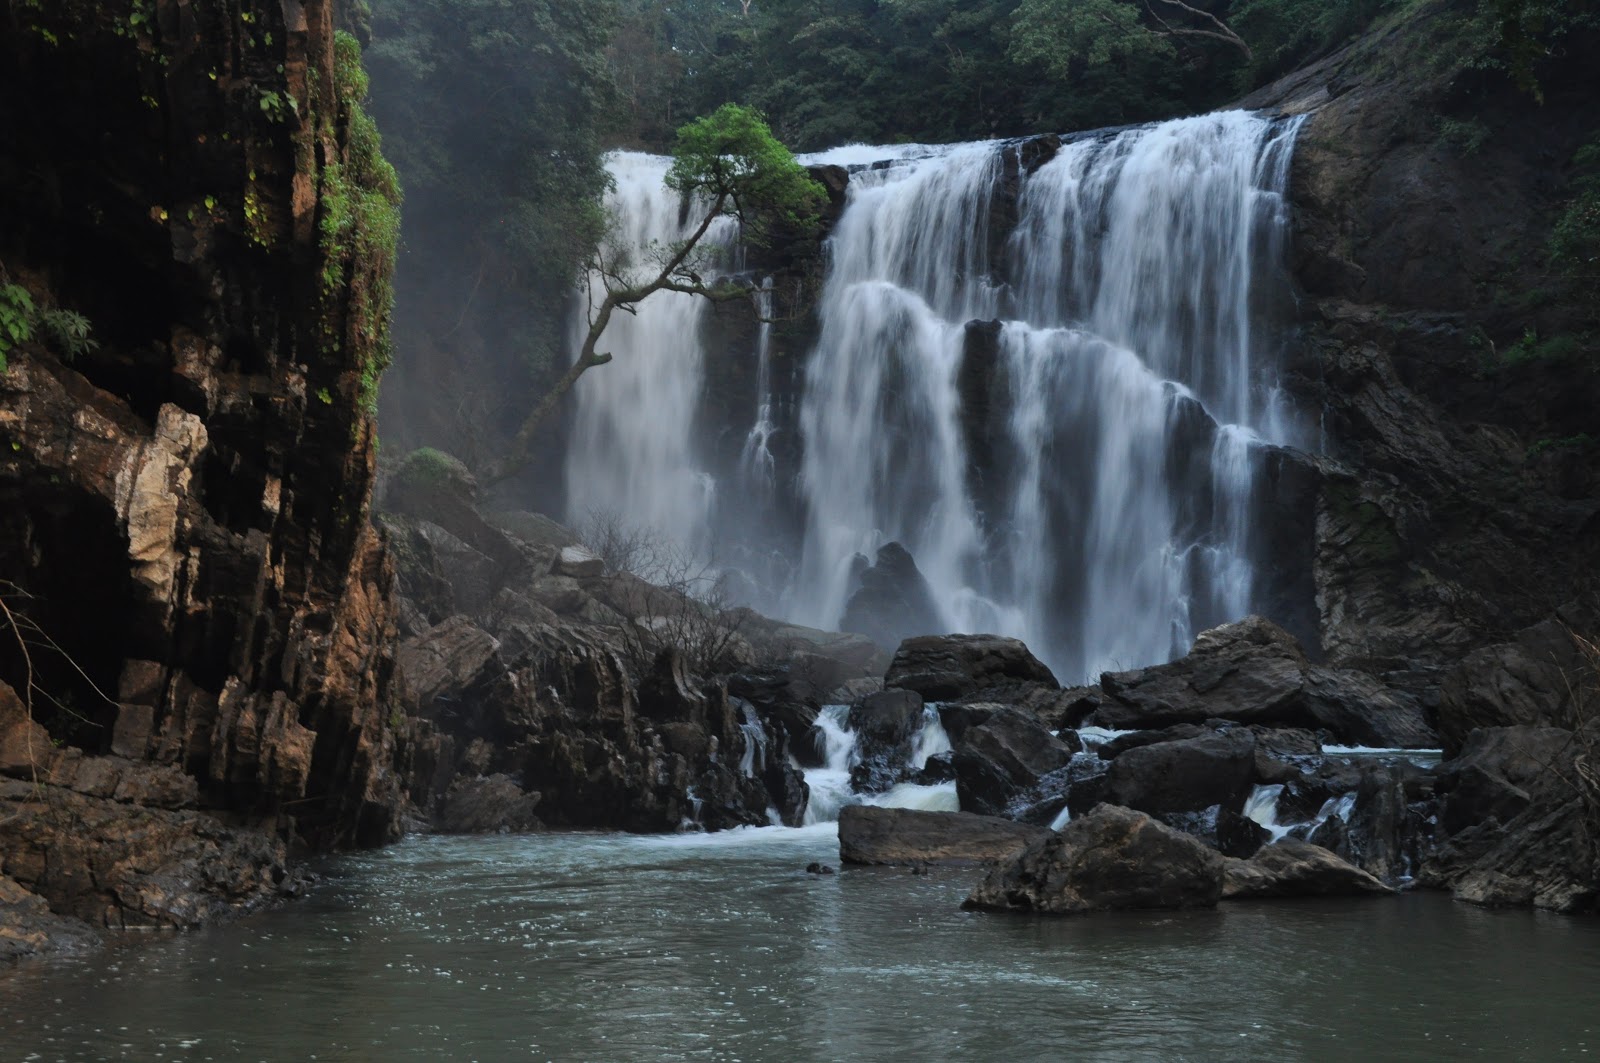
566;113;1304;680
800;704;958;825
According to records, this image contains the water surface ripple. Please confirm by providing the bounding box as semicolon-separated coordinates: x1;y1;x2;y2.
3;828;1597;1061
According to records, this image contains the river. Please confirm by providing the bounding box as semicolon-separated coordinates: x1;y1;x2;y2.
3;824;1597;1062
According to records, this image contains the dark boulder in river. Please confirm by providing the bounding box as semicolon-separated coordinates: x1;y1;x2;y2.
951;707;1079;817
839;806;1051;867
963;805;1225;914
1103;729;1259;816
885;634;1059;702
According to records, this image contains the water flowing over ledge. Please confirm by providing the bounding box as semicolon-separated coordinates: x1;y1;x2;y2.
566;111;1305;682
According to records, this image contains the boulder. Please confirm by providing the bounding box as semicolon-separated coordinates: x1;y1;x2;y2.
839;806;1051;866
1418;721;1600;912
398;617;503;721
885;634;1058;702
1155;805;1271;859
1103;730;1258;815
952;708;1079;817
436;775;543;834
554;545;606;579
963;805;1226;914
1087;616;1435;748
1301;667;1436;748
1435;726;1576;836
1436;604;1597;755
840;542;943;651
847;689;926;793
1222;839;1393;899
0;874;100;963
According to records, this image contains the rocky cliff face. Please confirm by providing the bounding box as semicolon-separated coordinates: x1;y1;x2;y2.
0;0;414;954
1241;4;1599;682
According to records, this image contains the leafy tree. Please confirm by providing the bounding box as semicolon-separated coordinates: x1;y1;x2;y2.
1010;0;1251;76
488;104;824;482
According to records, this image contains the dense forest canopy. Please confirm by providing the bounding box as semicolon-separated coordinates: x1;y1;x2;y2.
362;0;1598;473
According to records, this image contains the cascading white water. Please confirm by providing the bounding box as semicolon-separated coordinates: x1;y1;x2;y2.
794;111;1303;679
800;704;959;825
567;114;1302;680
564;152;737;559
738;277;778;494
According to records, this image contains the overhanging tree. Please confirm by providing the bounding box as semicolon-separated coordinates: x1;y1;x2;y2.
486;103;825;484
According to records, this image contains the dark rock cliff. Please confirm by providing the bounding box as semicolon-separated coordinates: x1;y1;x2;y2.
1241;2;1599;681
0;0;415;953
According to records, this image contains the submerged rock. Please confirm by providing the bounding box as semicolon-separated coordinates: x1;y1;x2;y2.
963;805;1225;914
840;806;1051;867
1222;839;1393;899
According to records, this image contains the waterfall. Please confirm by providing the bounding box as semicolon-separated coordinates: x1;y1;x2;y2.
794;111;1303;679
738;277;778;494
800;704;958;825
566;113;1303;680
564;152;737;559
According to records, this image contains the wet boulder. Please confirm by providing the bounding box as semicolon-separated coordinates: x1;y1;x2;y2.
886;634;1059;702
1156;806;1271;859
1436;602;1597;756
1434;725;1575;836
963;805;1226;914
840;542;944;651
1222;839;1393;898
848;690;925;770
1086;616;1436;748
436;775;543;834
1091;617;1307;729
839;806;1051;866
1103;729;1258;815
952;708;1080;817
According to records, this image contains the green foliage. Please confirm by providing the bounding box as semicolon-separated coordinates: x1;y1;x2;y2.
316;31;403;416
619;0;1395;151
1010;0;1165;73
666;104;826;247
1230;0;1392;85
0;281;97;370
1438;116;1491;155
1527;432;1597;457
396;446;473;492
1502;327;1585;366
1551;136;1600;280
36;308;97;361
0;284;37;371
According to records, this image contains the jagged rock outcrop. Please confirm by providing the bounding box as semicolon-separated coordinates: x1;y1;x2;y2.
1085;617;1436;748
1239;8;1600;683
840;542;943;652
0;0;417;953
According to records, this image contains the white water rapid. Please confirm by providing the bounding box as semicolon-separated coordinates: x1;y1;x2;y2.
800;704;958;825
566;113;1303;680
